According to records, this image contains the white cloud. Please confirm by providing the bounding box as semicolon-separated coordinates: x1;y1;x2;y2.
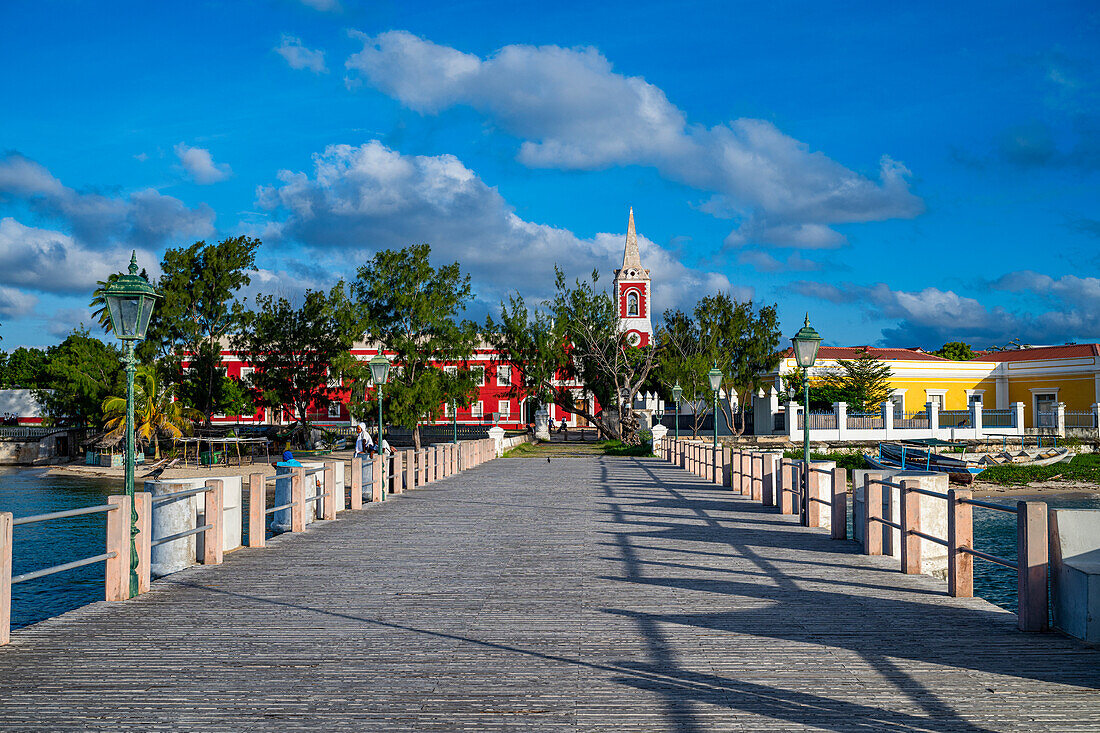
0;152;215;249
0;286;36;319
793;275;1100;347
298;0;340;10
346;31;924;249
257;140;736;311
0;218;157;294
174;143;232;184
737;250;823;273
275;34;327;74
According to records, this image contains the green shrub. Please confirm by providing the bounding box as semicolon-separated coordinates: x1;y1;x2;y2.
782;448;867;471
977;453;1100;485
599;440;654;457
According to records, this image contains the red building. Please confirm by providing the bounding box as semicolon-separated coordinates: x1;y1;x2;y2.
199;210;650;431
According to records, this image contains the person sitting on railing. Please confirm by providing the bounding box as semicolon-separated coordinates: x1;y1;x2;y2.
279;449;302;467
354;423;373;458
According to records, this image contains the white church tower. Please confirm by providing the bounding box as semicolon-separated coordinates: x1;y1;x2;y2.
614;207;653;347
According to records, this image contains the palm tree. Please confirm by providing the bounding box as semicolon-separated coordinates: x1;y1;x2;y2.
102;366;202;459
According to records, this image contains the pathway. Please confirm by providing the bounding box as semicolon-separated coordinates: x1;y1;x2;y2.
0;456;1097;731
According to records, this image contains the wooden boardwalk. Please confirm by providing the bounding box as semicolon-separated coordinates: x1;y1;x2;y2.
0;455;1098;731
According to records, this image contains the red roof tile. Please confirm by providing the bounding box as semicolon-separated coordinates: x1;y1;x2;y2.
972;344;1100;362
780;346;951;362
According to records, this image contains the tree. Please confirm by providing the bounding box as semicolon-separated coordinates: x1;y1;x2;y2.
487;268;658;444
233;284;358;438
778;364;848;411
654;309;712;438
101;365;202;459
352;245;480;450
35;330;123;426
1;346;48;389
828;350;893;413
151;236;261;423
934;342;976;361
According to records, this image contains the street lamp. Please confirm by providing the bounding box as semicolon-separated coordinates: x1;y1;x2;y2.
671;382;682;440
451;398;457;444
102;251;160;598
369;354;389;499
791;313;823;526
707;365;723;448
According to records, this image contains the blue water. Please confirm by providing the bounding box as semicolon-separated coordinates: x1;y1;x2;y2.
0;468;121;630
2;467;1098;629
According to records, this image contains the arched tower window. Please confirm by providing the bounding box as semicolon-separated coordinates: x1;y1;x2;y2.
627;291;639;317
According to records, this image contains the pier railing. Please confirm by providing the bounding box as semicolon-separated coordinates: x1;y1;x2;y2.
660;437;1050;632
0;435;513;645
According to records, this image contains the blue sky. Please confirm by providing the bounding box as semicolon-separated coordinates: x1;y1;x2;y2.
1;0;1097;349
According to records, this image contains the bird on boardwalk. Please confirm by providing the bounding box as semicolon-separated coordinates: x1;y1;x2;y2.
547;457;551;463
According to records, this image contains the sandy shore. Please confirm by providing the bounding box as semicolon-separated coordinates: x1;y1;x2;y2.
43;450;358;483
970;479;1100;498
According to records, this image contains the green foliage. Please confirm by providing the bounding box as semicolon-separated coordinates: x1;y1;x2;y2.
502;442;543;457
978;453;1100;485
102;365;203;459
779;365;849;410
830;351;893;412
781;448;867;471
234;284;358;429
352;245;479;449
35;329;123;426
1;346;48;388
483;293;568;409
933;341;976;361
656;295;781;437
152;236;261;422
599;439;655;456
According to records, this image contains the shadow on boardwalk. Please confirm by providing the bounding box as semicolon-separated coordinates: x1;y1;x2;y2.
0;455;1096;731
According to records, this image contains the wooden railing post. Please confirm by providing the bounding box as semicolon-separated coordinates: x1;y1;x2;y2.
248;473;265;548
350;455;363;510
373;455;384;502
830;468;847;540
0;512;10;645
900;479;921;574
807;465;822;528
291;467;305;532
135;491;151;593
864;473;882;556
202;480;223;565
105;494;130;601
322;463;337;520
1017;500;1048;632
947;488;972;597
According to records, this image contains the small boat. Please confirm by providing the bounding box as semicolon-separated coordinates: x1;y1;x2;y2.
866;440;1072;484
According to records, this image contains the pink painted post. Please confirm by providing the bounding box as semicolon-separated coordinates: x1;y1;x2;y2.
202;480;224;565
350;455;363;510
806;465;822;528
779;461;793;514
405;450;415;490
248;473;266;546
947;488;973;597
392;450;404;494
741;452;752;495
292;467;305;531
830;468;847;540
762;455;775;506
322;464;336;520
105;494;130;601
135;491;151;594
328;461;345;512
751;454;762;501
900;479;921;574
1017;501;1048;632
864;473;882;556
0;512;10;645
373;455;384;502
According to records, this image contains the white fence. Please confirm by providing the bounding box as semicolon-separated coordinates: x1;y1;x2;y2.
766;400;1028;441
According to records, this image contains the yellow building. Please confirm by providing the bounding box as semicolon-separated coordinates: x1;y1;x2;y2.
755;343;1100;432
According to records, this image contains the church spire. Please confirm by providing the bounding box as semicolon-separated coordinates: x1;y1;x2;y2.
622;207;642;269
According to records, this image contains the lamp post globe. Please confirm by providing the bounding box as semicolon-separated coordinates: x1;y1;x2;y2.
671;382;682;440
707;366;723;448
790;314;823;526
368;353;390;451
102;251;160;598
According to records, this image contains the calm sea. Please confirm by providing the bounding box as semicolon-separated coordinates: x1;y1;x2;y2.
1;467;1098;629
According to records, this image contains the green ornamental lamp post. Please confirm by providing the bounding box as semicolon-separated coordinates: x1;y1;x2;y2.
452;398;458;444
707;365;724;448
791;313;823;526
672;382;682;440
369;354;390;499
102;252;160;598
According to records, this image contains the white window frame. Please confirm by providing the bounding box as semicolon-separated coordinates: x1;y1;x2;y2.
238;366;253;382
925;389;947;410
627;290;639;317
327;402;342;419
965;389;985;406
471;401;483;418
888;389;906;418
444;402;453;418
498;400;511;417
444;365;458;377
497;365;511;387
472;366;485;386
